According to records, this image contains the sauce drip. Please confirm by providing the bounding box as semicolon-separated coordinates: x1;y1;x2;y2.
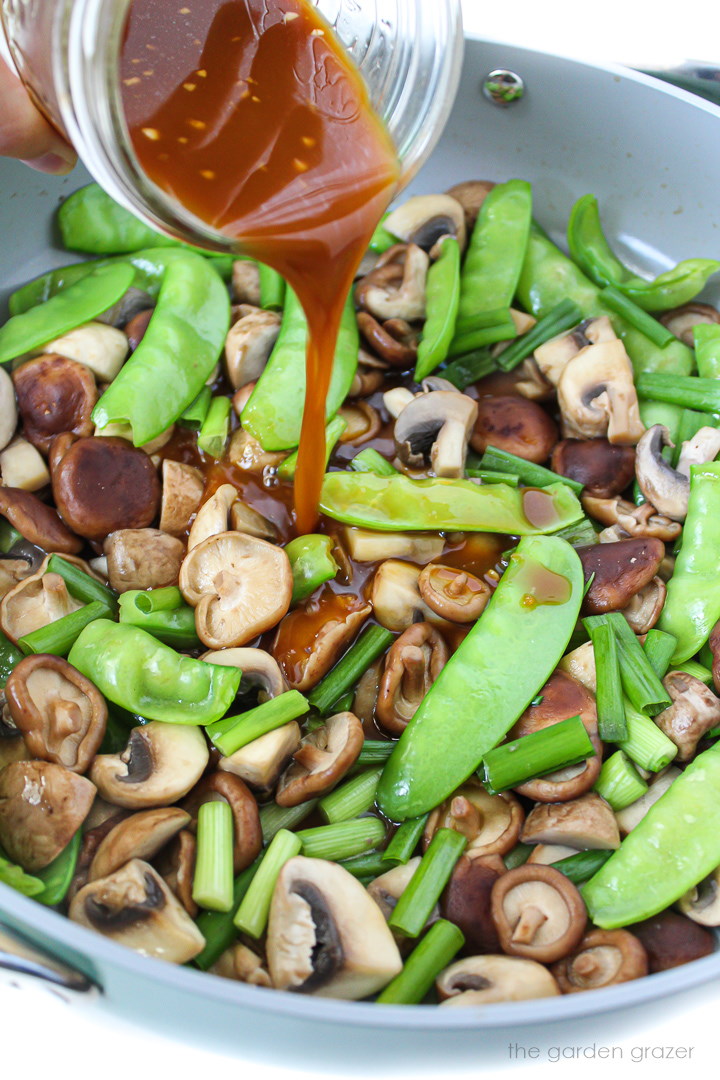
120;0;400;533
522;488;561;530
512;560;572;609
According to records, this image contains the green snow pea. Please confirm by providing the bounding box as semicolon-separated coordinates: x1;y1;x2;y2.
92;251;230;445
68;619;241;725
34;830;82;907
517;224;695;376
568;193;720;312
258;264;286;311
319;473;583;534
414;236;461;381
694;323;720;379
659;462;720;663
277;415;347;481
368;213;397;254
377;535;584;820
583;742;720;927
0;262;134;364
242;286;358;451
285;535;339;603
0;850;44;897
58;183;187;254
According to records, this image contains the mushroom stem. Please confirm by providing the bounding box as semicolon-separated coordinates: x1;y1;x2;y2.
512;904;549;945
399;648;429;701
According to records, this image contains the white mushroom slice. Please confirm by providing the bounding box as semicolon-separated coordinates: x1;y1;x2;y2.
362;244;429;322
384;194;467;253
634;426;690;521
88;807;191;881
678;867;720;926
229;500;278;542
621;575;666;635
94;420;175;455
426;779;524;858
557;339;645;445
0;438;49;491
534;317;617;387
0;367;18;452
200;647;287;701
653;671;720;761
228;428;287;473
89;722;209;809
210;942;272;986
367;858;421;922
180;531;292;648
232;260;261;306
677;427;720;477
521;793;620;850
394;390;477;478
343;528;443;563
224;308;281;389
437;955;560;1006
159;459;205;537
44;322;129;382
267;856;402;998
0;569;83;645
526;844;580;865
218;722;301;793
370;560;442;633
583;493;682;542
615;767;681;835
104;528;185;592
70;858;205;964
383;387;415;419
187;484;238;550
558;641;597;692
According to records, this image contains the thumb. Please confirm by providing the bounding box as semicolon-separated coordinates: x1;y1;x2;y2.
0;57;77;174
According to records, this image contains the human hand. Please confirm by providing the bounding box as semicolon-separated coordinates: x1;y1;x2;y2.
0;56;76;174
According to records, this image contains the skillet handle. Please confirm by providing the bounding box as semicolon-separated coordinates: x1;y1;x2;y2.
635;61;720;108
0;920;98;997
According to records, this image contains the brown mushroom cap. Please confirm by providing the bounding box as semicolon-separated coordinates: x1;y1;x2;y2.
437;954;560;1006
509;671;602;802
0;487;82;554
491;864;587;963
621;575;666;634
470;396;558;464
90;722;209;809
51;436;161;540
182;770;262;873
124;308;154;351
424;778;524;858
275;711;364;808
521;792;620;850
551;929;648;992
211;942;273;986
444;179;495;230
418;564;491;624
159;459;205;537
0;760;95;871
578;537;665;615
155;828;197;917
0;556;34;601
550;439;636;498
628;911;715;972
88;806;191;882
659;301;720;346
583;495;681;543
439;854;506;954
13;355;97;454
104;528;185;593
272;591;371;690
5;654;107;774
0;568;84;645
653;671;720;761
375;622;448;737
357;311;417;368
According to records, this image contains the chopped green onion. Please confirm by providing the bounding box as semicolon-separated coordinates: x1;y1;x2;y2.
308;625;395;715
338;850;395;879
197;395;232;458
642;629;678;679
383;814;429;864
636;373;720;414
441;349;496;390
133;586;184;613
18;600;108;656
495;299;583;372
585;619;626;741
389;828;467;938
481;715;595;794
551;849;612;884
617;701;677;772
0;521;22;554
194;861;260;970
355;740;395;767
504;843;533;870
233;829;302;938
297;816;386;861
329;691;355;715
585;612;671;716
449;314;517;356
594;750;648;810
553;518;599;548
672;660;714;685
259;799;318;845
478;445;584;494
192;801;234;912
318;767;382;824
258;263;286;310
601;286;674;347
46;554;118;614
278;415;346;481
465;469;520;486
0;630;23;689
118;591;200;648
208;690;310;756
179;386;212;430
350;448;398;477
376;919;464;1005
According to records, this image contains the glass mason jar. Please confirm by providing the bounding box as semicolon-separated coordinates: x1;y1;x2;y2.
0;0;464;252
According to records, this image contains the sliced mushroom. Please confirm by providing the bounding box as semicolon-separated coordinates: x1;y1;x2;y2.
224;307;281;389
159;460;205;537
179;531;292;649
628;911;715;972
425;778;524;858
276;711;363;807
437;954;560;1006
123;308;154;352
70;858;205;963
0;760;95;871
0;555;35;600
88;807;191;882
90;722;209;809
187;484;237;550
491;864;587;963
418;563;491;623
182;771;262;873
266;855;402;998
343;528;443;564
526;844;581;865
620;575;666;634
227;428;287;473
678;865;720;926
371;559;446;633
633;425;690;521
394;390;477;478
201;647;287;702
0;366;18;453
375;622;448;736
67;807;129;905
43;322;129;381
557;339;645;444
232;260;261;306
367;858;423;924
104;528;185;592
439;854;506;954
582;494;681;542
615;767;680;835
508;671;601;803
355;244;429;322
348;365;385;398
13;354;97;453
383;386;415;419
0;487;82;554
337;402;382;446
51;436;161;540
470;396;558;464
551;929;648;992
0;438;50;491
676;426;720;477
558;640;597;693
444;180;495;230
352;659;383;728
219;722;301;794
385;194;467;254
155;828;197;917
5;654;107;773
659;301;720;345
550;439;636;498
521;792;620;850
578;536;665;615
272;592;371;690
653;671;720;761
229;500;279;542
533;317;616;386
0;567;84;644
211;943;273;987
356;311;417;368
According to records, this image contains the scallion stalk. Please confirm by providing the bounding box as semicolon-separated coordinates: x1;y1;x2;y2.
0;630;23;688
259;799;318;845
642;629;678;679
585;612;671;715
616;701;678;772
350;448;398;477
550;848;612;884
338;850;395;879
593;750;649;810
297;816;386;861
197;395;232;458
504;843;533;870
318;767;382;824
46;555;118;614
0;521;22;553
376;919;465;1005
389;828;467;938
478;445;583;494
355;740;395;768
585;619;626;741
192;801;234;912
118;591;200;648
601;286;674;347
495;299;583;372
382;814;429;864
308;625;395;715
18;600;108;656
672;659;714;685
481;715;595;794
441;349;496;390
635;373;720;414
465;469;520;486
233;829;302;938
194;861;260;970
208;691;310;756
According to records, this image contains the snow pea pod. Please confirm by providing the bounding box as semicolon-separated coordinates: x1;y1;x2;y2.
242;286;358;451
58;183;186;254
659;462;720;663
285;535;339;603
319;473;583;534
583;742;720;928
68;619;241;725
694;323;720;379
517;224;695;376
92;251;230;446
568;194;720;312
414;236;461;381
0;262;135;364
376;535;584;820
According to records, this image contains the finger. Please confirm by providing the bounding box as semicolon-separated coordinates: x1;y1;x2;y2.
0;57;77;174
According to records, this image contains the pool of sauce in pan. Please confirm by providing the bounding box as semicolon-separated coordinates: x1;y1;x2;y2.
120;0;400;535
